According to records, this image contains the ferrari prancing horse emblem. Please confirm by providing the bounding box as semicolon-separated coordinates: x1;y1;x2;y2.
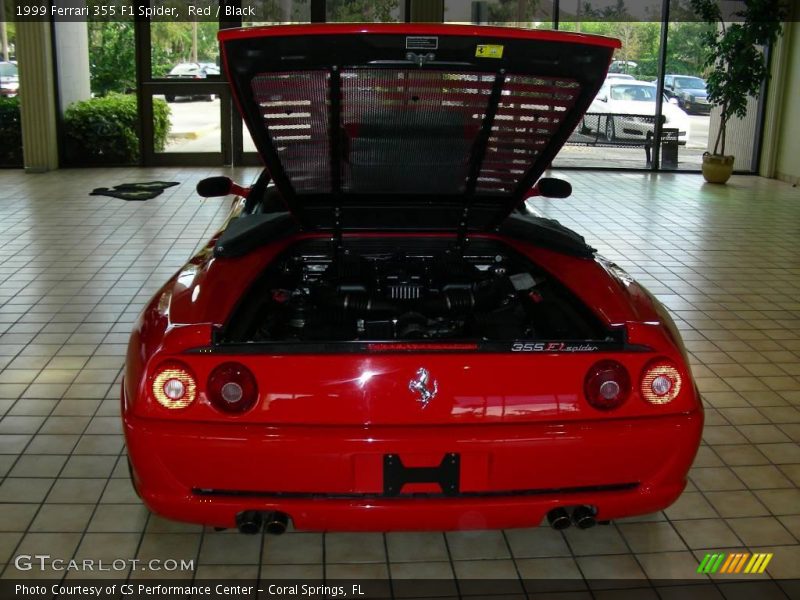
409;367;438;408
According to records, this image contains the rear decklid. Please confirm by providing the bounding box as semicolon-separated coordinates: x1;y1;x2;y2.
219;24;619;231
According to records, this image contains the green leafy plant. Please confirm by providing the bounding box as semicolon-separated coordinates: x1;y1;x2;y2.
88;22;136;96
64;94;170;165
486;0;544;23
0;96;22;166
326;0;400;22
152;97;171;152
689;0;788;156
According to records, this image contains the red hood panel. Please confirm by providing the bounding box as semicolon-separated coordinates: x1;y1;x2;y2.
219;24;619;230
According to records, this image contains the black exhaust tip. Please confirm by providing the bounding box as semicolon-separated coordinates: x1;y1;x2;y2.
546;508;571;530
572;505;596;529
264;511;289;535
235;510;263;535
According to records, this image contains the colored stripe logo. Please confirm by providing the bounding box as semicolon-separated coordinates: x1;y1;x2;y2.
697;552;773;574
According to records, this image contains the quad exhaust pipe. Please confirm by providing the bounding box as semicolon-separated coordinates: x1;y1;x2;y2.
546;506;597;530
546;507;571;530
235;510;290;535
235;510;263;534
571;505;596;529
264;511;289;535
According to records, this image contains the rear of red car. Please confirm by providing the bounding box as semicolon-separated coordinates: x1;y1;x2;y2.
123;24;702;532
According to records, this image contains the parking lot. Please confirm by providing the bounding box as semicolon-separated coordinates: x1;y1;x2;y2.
162;98;712;169
557;114;710;169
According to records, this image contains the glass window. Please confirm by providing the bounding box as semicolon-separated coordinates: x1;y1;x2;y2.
0;62;17;78
664;11;717;170
146;17;222;159
554;23;669;169
0;20;21;167
240;1;312;163
242;0;312;24
154;92;221;154
151;22;220;79
56;20;140;166
673;76;705;90
555;2;668;169
445;0;554;27
326;0;405;22
87;22;136;95
609;83;658;101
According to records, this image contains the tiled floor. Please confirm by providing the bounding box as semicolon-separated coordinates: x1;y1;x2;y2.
0;168;798;592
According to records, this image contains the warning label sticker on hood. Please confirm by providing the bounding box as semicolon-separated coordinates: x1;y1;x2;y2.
476;44;504;58
406;36;438;50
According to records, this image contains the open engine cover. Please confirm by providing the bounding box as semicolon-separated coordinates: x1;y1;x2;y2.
221;238;610;346
219;24;619;231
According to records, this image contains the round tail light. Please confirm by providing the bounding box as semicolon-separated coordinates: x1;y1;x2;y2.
584;360;631;410
207;363;258;414
152;362;197;409
641;359;683;404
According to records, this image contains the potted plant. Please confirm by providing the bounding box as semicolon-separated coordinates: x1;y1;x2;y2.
690;0;787;183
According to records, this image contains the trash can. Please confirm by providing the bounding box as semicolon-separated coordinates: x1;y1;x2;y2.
660;128;679;168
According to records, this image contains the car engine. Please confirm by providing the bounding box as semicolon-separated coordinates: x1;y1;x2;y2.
222;239;605;343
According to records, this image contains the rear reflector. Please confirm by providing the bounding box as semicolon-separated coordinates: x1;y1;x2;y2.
641;360;683;404
152;362;197;409
584;360;630;410
208;362;258;414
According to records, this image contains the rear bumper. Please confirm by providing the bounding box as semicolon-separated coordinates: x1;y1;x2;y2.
124;407;703;531
149;484;687;531
683;101;711;114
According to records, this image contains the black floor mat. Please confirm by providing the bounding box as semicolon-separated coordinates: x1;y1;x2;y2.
90;181;180;201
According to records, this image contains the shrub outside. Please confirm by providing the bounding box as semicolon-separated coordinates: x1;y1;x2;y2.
0;97;23;167
64;94;170;165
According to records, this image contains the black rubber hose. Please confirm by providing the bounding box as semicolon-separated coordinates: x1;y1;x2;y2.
313;288;397;314
417;279;506;315
416;289;474;314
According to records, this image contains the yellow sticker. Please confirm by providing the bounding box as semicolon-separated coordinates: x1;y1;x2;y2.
476;44;504;59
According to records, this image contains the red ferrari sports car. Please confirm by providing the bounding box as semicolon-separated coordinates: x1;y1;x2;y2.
123;24;703;534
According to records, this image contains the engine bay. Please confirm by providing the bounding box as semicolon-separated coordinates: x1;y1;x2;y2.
222;238;607;343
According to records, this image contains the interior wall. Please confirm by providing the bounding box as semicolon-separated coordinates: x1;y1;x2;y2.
16;21;59;172
774;20;800;184
54;21;91;114
708;94;759;171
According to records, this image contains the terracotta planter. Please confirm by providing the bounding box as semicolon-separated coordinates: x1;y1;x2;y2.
701;153;735;184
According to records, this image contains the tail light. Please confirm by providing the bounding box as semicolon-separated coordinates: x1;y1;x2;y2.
207;362;258;414
584;360;630;410
641;359;683;404
152;362;197;409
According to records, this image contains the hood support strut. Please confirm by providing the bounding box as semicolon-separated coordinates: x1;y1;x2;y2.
330;65;343;249
458;69;507;251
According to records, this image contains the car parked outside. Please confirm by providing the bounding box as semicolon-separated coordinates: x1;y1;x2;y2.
164;62;219;102
663;74;710;115
0;61;19;97
584;79;691;144
199;62;221;76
